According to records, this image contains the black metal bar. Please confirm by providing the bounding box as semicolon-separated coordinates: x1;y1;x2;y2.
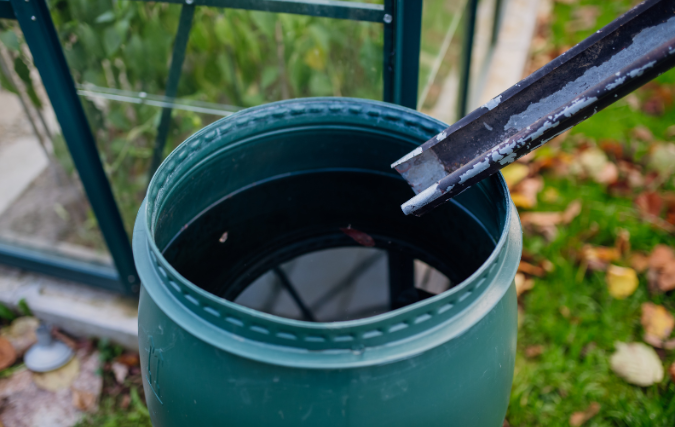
0;0;14;19
129;0;384;22
273;267;316;322
392;0;422;109
458;0;478;117
148;4;195;180
387;250;416;310
394;0;675;216
0;241;124;293
382;0;394;103
9;0;139;294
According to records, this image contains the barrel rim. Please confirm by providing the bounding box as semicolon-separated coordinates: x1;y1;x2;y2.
134;97;521;366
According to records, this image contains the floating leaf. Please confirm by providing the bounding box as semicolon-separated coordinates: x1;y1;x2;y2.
569;402;600;426
606;265;638;299
340;227;375;247
610;342;663;386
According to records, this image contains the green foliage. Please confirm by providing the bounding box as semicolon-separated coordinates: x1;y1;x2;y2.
17;298;32;317
0;302;15;321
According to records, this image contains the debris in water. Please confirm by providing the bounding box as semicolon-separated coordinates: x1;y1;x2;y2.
340;226;375;247
219;231;229;243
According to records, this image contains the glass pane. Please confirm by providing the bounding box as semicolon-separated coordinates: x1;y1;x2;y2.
467;0;500;109
46;1;384;234
0;75;111;266
417;0;468;123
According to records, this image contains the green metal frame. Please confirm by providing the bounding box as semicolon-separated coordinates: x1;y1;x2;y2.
0;0;488;295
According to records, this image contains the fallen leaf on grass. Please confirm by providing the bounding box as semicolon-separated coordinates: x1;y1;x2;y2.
0;336;17;370
72;388;98;412
111;362;129;384
518;261;546;277
635;191;663;217
629;253;650;273
581;245;620;271
648;143;675;177
569;402;600;426
501;163;530;189
600;140;623;160
606;265;638;299
32;357;79;392
632;126;654;142
615;229;630;257
1;317;38;357
647;245;675;292
515;273;535;297
610;342;664;386
525;345;544;358
511;177;543;209
520;200;582;240
340;226;375;247
669;362;675;382
641;303;674;346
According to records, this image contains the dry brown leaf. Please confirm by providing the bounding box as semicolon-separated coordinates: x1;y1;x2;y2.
515;273;535;297
502;163;530;189
581;245;620;271
0;336;17;370
569;402;600;426
641;303;675;343
72;388;98;413
525;345;544;358
629;253;650;273
600;140;624;160
633;126;654;142
1;317;38;357
606;265;639;299
635;191;663;217
649;245;675;269
669;362;675;382
116;352;140;367
647;245;675;292
562;200;582;224
610;342;664;386
595;162;619;185
32;357;79;392
511;177;544;209
615;229;631;257
519;261;546;277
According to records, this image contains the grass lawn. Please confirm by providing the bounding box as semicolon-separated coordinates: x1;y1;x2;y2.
506;0;675;425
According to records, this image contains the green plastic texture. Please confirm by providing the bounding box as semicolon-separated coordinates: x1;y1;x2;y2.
134;98;521;426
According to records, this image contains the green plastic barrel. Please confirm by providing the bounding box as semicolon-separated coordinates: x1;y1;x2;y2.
133;98;521;426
